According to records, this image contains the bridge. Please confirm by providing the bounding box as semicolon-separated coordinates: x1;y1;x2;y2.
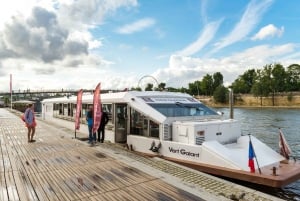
0;89;94;96
0;89;117;112
0;88;117;99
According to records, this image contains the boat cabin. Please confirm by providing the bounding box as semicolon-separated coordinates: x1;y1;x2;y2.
41;91;240;146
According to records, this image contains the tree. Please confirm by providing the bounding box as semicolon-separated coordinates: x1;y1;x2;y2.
271;63;286;93
286;64;300;91
241;69;256;93
131;87;142;91
145;83;153;91
201;74;214;96
212;72;223;92
157;82;166;91
188;80;202;96
179;87;188;93
231;78;249;94
213;85;228;103
251;69;270;106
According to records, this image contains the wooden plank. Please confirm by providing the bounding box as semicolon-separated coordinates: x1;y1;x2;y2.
59;168;92;199
12;169;38;201
42;170;75;201
16;168;39;201
28;172;54;201
0;172;9;201
5;171;19;201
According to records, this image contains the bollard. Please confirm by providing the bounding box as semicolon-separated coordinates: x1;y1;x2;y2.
272;167;277;176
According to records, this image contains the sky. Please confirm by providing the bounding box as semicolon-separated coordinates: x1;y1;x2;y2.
0;0;300;92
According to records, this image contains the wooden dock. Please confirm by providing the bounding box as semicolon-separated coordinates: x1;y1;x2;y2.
0;110;204;201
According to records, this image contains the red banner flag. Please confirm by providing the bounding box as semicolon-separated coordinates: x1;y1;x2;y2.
248;140;256;173
279;129;291;160
75;89;83;130
93;83;102;133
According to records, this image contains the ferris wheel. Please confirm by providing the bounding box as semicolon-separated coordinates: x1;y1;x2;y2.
138;75;159;91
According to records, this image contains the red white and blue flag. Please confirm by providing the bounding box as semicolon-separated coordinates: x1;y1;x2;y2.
248;140;256;173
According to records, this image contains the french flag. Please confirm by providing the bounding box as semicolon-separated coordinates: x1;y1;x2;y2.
248;140;256;173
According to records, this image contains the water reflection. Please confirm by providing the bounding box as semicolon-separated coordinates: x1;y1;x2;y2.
215;107;300;201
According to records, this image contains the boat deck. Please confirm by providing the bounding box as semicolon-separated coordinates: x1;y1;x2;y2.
0;109;284;201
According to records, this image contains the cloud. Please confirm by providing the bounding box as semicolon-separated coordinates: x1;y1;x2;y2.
153;43;297;88
210;0;273;54
57;0;138;30
1;7;89;63
251;24;284;40
176;20;222;56
0;0;140;92
0;0;138;66
116;18;156;34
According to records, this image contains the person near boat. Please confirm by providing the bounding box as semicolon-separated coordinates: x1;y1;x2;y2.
24;103;37;142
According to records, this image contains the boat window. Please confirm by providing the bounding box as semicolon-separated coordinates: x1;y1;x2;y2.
147;103;218;117
53;103;59;116
149;120;159;138
130;108;159;138
102;103;112;122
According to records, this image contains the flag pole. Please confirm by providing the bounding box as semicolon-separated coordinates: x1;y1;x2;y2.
10;74;12;110
248;134;262;174
75;89;83;139
279;128;292;160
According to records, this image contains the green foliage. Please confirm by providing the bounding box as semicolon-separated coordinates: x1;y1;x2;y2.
251;69;270;97
145;83;153;91
213;85;228;103
231;69;256;93
131;87;142;91
158;83;166;91
212;72;223;91
272;63;286;92
188;80;201;96
201;74;214;96
286;64;300;91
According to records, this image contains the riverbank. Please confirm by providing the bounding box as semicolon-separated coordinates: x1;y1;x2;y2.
198;93;300;108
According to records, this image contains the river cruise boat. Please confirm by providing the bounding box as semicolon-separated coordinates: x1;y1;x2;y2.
41;91;300;187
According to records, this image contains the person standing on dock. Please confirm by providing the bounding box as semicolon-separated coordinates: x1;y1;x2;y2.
24;103;36;142
97;110;109;143
86;105;96;145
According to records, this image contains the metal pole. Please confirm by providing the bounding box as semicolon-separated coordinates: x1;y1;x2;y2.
10;92;12;110
229;89;234;119
10;74;12;110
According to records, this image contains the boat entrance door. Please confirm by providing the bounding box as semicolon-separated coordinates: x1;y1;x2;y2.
115;104;127;143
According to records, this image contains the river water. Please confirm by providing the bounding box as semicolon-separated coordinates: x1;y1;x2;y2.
215;107;300;201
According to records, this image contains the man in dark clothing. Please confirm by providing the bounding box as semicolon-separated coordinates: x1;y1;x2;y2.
97;111;109;143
